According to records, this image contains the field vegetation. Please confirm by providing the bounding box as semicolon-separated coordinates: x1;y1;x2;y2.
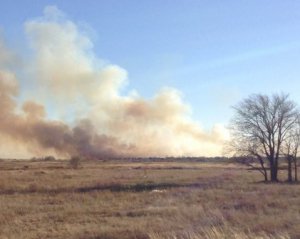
0;158;299;239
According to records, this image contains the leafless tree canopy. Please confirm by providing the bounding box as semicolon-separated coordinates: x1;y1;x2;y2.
230;93;299;182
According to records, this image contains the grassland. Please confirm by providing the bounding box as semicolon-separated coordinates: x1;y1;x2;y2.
0;159;299;239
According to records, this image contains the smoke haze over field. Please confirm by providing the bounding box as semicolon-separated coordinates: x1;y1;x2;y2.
0;6;228;159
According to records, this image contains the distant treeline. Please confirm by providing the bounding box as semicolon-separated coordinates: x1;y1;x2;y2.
108;156;236;163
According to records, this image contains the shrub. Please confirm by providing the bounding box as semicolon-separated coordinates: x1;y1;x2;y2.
44;156;56;161
69;156;81;169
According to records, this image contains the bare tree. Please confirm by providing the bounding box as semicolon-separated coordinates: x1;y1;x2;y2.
230;93;299;182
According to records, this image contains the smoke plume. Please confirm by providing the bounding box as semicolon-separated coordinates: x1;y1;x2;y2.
0;6;228;159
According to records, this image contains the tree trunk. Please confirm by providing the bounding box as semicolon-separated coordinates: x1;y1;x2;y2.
264;168;268;181
274;158;279;181
257;156;268;182
294;159;298;182
287;156;293;182
262;163;268;182
270;168;277;181
269;158;278;182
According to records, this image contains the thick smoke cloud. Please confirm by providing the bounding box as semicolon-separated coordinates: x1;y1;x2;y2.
0;6;228;159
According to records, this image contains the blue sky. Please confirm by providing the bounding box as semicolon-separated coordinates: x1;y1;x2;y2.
1;0;300;129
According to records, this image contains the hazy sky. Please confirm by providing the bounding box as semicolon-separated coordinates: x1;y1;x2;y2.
1;1;300;128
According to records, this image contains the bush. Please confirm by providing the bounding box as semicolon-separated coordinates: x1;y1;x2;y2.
44;156;56;161
69;156;81;169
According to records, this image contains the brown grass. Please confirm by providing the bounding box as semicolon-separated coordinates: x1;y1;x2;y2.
0;159;299;239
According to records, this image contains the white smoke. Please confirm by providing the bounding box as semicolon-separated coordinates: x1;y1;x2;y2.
0;6;228;158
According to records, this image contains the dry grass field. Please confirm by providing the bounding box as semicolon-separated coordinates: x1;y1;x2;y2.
0;159;299;239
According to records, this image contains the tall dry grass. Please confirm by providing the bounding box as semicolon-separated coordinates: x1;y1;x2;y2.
0;159;299;239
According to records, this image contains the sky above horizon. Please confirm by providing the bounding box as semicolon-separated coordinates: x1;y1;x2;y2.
2;0;300;127
0;1;300;158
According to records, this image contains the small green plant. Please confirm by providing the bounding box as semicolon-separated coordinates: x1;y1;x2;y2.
69;156;81;169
